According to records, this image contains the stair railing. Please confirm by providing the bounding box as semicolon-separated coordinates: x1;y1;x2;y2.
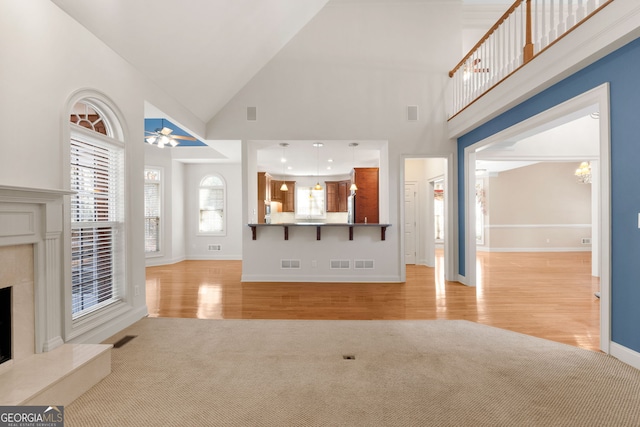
448;0;614;119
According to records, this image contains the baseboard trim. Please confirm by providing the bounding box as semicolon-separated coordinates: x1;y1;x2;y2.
240;274;402;283
187;254;243;261
610;342;640;371
476;247;591;253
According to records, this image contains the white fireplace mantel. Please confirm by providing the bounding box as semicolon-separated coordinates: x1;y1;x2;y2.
0;185;73;355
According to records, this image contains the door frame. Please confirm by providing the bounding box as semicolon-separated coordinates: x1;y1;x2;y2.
462;83;611;353
401;155;455;282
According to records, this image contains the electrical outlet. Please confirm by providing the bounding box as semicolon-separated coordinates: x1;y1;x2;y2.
134;285;140;296
311;260;317;268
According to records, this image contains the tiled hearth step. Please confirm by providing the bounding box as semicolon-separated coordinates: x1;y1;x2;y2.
0;344;111;406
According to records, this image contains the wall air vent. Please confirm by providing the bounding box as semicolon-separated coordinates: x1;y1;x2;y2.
354;259;374;269
330;260;351;269
281;259;301;269
208;244;222;251
247;106;257;121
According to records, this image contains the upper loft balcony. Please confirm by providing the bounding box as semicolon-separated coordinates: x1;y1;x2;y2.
446;0;640;138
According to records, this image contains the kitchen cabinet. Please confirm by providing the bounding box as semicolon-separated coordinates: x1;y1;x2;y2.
257;172;272;223
325;180;350;212
282;181;295;212
351;168;378;223
270;179;296;212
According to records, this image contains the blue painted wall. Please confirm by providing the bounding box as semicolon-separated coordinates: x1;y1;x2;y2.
457;37;640;352
144;118;206;147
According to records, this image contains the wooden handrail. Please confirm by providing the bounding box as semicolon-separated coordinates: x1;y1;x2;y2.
448;0;523;77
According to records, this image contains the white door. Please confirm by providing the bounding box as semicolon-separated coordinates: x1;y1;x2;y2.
404;182;417;264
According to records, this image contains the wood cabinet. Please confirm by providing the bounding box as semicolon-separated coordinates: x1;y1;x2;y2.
269;179;296;212
282;182;295;212
257;172;272;223
325;180;350;212
351;168;379;223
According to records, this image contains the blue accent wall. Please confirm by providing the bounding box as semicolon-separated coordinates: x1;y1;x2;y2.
457;36;640;352
144;118;206;147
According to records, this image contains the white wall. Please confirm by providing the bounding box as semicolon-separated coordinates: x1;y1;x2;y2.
209;1;462;282
483;162;592;251
0;1;204;343
185;163;243;260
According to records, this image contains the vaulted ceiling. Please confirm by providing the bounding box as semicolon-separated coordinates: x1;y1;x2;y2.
51;0;330;123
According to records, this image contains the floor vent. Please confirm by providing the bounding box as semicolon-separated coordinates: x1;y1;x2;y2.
330;260;351;269
354;259;374;269
343;355;356;360
113;335;137;349
281;259;301;269
208;244;222;251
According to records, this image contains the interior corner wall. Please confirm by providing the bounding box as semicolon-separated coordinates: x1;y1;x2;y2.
207;1;462;282
457;37;640;354
185;163;243;260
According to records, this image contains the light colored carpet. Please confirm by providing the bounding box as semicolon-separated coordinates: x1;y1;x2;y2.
67;319;640;426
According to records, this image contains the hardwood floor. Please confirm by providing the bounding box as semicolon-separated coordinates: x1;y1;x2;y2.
145;251;601;351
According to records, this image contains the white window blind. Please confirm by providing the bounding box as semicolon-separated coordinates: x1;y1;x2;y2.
144;169;161;253
199;175;225;234
70;133;124;318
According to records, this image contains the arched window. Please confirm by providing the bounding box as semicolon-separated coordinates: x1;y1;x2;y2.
199;175;226;234
69;98;125;320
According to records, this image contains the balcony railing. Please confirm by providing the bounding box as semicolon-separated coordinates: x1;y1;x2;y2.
448;0;613;119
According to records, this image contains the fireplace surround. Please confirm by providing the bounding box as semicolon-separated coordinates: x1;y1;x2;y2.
0;287;10;364
0;185;72;365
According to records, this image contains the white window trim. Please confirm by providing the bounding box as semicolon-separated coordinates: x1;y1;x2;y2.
145;166;164;258
197;174;227;236
62;91;132;343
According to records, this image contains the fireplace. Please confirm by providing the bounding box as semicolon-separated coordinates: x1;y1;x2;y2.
0;287;10;364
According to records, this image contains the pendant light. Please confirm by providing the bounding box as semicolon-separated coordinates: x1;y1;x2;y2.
313;142;323;191
349;142;358;191
279;143;289;191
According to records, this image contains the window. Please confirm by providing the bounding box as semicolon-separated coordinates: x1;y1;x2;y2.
199;175;225;234
144;168;161;254
69;100;124;319
295;186;325;219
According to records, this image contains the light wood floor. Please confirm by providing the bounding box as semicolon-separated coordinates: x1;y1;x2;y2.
145;251;601;351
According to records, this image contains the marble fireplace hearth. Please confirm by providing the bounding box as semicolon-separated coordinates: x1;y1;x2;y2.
0;185;111;406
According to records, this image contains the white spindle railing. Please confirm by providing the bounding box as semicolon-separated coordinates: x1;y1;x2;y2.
448;0;612;118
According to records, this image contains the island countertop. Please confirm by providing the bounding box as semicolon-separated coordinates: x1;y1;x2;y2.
247;222;391;241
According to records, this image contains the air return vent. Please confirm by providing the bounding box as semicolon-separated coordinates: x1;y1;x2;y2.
330;260;351;269
247;106;257;121
281;259;301;269
407;105;419;121
354;259;374;270
208;244;221;251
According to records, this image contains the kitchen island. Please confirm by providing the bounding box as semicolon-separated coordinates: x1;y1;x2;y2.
248;222;390;241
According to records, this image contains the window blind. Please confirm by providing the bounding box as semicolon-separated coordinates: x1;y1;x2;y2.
70;136;123;318
199;187;224;232
144;180;160;252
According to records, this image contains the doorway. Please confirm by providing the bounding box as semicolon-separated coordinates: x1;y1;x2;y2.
403;156;454;282
463;84;610;353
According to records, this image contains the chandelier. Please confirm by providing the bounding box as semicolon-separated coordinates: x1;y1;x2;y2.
575;161;592;184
